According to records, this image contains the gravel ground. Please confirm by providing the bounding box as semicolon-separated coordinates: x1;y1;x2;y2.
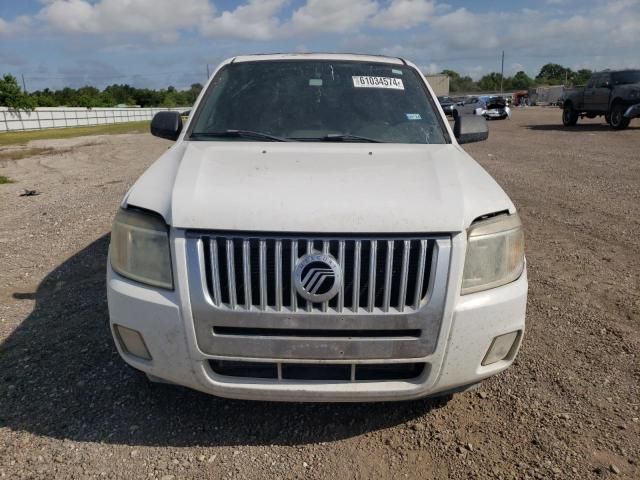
0;109;639;479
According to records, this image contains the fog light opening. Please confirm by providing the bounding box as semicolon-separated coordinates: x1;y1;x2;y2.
114;324;152;360
482;331;520;366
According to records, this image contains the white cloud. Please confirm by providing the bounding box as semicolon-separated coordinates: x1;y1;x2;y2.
430;8;501;50
0;15;31;35
370;0;436;29
39;0;213;36
420;62;441;74
289;0;378;34
200;0;287;40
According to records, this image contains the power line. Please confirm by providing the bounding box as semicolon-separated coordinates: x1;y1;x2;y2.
22;70;202;81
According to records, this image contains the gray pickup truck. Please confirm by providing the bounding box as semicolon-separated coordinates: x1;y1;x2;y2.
562;69;640;129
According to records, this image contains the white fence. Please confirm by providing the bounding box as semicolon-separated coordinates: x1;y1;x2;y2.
0;106;187;133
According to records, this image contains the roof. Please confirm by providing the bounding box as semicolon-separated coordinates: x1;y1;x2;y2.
232;53;405;65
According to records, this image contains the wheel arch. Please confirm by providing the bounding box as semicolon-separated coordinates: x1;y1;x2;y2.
609;97;628;110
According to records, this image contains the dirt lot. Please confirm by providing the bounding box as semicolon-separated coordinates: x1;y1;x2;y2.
1;108;639;479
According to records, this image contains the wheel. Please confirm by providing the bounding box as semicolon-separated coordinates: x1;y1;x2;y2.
609;103;630;130
562;103;578;126
605;112;611;124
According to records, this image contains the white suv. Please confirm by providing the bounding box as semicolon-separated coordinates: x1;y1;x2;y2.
107;53;527;402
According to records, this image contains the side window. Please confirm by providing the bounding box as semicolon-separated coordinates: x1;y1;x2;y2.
586;75;598;89
595;75;609;88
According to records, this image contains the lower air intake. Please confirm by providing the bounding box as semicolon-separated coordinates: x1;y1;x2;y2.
209;360;427;382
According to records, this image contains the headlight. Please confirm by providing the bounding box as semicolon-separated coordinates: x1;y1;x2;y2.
462;213;524;295
110;208;173;289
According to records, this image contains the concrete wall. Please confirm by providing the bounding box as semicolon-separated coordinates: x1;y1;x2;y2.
425;74;450;97
0;107;186;133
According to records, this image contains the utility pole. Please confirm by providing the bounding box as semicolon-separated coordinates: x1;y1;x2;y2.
500;51;504;94
206;64;210;80
21;74;27;93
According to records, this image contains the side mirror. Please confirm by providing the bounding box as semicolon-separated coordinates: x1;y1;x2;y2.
150;111;183;141
454;114;489;144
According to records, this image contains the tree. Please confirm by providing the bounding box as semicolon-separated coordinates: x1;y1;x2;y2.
0;74;35;110
536;63;571;85
477;72;503;92
185;83;203;105
572;69;592;86
441;70;477;93
509;71;534;90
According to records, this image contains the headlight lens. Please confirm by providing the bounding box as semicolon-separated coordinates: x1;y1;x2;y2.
462;213;524;295
110;208;173;289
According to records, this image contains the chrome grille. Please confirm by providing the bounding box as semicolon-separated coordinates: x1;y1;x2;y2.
198;234;438;314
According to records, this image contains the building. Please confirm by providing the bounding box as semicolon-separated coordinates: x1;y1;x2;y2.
425;74;450;96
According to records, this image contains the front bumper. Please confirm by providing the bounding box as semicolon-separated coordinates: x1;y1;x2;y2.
624;103;640;119
107;232;527;402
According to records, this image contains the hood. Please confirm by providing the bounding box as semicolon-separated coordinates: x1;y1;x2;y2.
615;82;640;94
125;142;514;233
485;97;507;110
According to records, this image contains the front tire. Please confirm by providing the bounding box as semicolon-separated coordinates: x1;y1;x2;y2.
562;103;578;126
609;103;630;130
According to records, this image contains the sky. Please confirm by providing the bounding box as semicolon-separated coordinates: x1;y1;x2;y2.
0;0;638;91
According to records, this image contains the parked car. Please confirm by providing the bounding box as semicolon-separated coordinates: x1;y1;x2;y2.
456;95;510;120
108;53;527;402
437;95;457;116
562;69;640;129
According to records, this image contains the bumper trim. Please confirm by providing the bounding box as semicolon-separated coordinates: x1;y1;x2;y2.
624;103;640;119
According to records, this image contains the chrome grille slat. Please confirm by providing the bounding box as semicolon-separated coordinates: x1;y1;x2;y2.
259;240;267;311
225;239;237;309
290;240;298;312
367;240;377;312
305;240;313;312
200;234;439;314
352;240;362;313
337;240;345;313
208;240;222;306
382;240;394;312
398;240;411;312
275;240;283;311
321;241;330;312
242;240;252;310
413;240;428;311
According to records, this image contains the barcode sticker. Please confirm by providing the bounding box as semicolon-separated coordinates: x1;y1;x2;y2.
352;76;404;90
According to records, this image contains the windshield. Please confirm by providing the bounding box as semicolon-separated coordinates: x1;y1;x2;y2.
611;70;640;86
438;96;453;103
189;60;449;144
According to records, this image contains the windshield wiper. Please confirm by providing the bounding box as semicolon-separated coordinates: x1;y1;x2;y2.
321;133;384;143
289;133;384;143
190;129;290;142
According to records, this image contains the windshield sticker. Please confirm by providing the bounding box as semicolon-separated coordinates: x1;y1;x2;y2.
406;113;422;120
309;78;323;87
391;69;403;75
352;76;404;90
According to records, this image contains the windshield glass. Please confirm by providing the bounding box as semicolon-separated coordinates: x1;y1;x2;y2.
611;70;640;85
189;60;448;144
